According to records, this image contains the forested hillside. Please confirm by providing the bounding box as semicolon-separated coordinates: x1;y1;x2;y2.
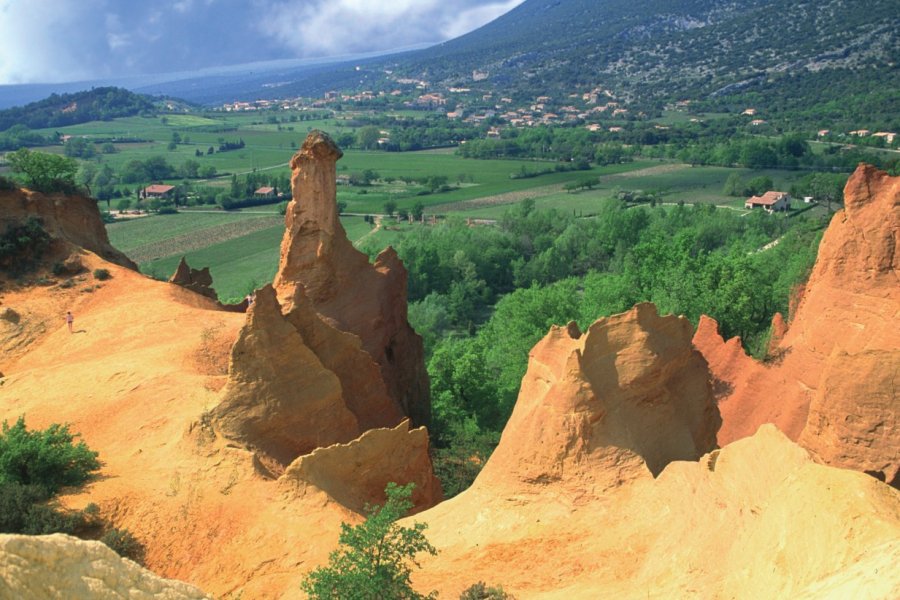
0;87;160;132
388;0;899;125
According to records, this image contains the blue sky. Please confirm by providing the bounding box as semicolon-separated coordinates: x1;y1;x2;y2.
0;0;524;84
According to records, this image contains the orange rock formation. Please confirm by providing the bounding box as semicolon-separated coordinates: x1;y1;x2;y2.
0;188;136;269
3;161;899;598
694;164;899;485
273;131;430;426
410;302;900;598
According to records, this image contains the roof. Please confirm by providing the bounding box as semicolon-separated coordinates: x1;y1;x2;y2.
144;184;175;194
254;186;275;194
747;191;788;206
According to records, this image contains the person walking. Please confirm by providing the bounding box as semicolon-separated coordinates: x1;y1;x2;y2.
65;311;74;333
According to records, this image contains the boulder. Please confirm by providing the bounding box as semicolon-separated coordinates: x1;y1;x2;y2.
0;534;211;599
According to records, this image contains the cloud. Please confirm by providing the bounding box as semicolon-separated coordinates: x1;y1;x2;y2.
0;0;526;84
260;0;526;57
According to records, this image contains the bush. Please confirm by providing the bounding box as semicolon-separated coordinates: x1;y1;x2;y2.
101;528;145;563
92;268;111;281
301;483;437;599
157;206;178;215
0;417;100;494
0;217;51;276
0;483;50;533
0;482;81;535
459;582;514;599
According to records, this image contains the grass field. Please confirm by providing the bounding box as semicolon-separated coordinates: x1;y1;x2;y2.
39;110;827;299
112;211;375;301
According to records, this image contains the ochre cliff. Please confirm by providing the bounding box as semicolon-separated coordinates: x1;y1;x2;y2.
694;164;899;485
408;301;900;598
0;188;136;269
273;131;430;426
480;303;719;497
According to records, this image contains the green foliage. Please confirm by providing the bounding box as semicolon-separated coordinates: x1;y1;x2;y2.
0;217;51;276
101;528;145;563
431;421;499;498
0;87;156;133
0;417;100;494
6;149;79;193
301;483;437;600
92;268;111;281
459;582;514;599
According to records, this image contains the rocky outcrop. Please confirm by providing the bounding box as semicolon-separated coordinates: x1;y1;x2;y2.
208;285;360;468
694;164;899;485
0;534;211;599
478;303;719;496
273;131;429;426
169;257;219;301
280;419;442;513
0;188;136;269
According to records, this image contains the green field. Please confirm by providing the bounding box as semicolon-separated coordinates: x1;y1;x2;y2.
110;211;376;301
42;110;824;301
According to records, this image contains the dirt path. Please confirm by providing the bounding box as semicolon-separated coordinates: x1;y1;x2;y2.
353;216;382;248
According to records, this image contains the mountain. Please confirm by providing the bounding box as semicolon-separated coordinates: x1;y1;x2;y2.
387;0;899;117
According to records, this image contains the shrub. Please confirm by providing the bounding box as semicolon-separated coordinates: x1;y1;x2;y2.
0;217;51;276
101;528;145;563
0;483;50;533
0;417;100;494
301;483;437;599
92;268;111;281
157;206;178;215
459;582;514;599
0;482;81;535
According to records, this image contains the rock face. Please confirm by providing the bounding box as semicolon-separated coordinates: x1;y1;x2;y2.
479;303;720;496
694;164;899;485
209;285;360;468
280;419;442;514
273;131;430;426
0;534;211;599
0;188;136;269
411;301;900;598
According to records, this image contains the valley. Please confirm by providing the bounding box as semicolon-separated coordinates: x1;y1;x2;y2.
0;0;898;597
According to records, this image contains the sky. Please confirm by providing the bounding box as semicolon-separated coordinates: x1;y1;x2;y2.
0;0;525;85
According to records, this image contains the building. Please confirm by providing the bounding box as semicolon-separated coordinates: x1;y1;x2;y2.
141;184;175;200
254;186;276;198
745;191;790;212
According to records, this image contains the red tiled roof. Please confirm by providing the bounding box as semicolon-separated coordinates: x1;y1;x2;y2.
255;186;275;194
747;191;788;206
144;184;175;194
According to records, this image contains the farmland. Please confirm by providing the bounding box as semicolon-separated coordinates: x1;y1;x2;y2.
13;108;831;302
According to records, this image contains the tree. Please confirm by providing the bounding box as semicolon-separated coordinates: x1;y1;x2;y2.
6;149;79;193
809;172;845;213
357;125;381;150
301;483;437;600
383;200;398;216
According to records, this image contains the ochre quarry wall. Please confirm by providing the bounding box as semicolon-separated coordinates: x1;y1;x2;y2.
694;164;899;485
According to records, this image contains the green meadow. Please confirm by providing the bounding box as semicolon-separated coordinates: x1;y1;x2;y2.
29;110;823;301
